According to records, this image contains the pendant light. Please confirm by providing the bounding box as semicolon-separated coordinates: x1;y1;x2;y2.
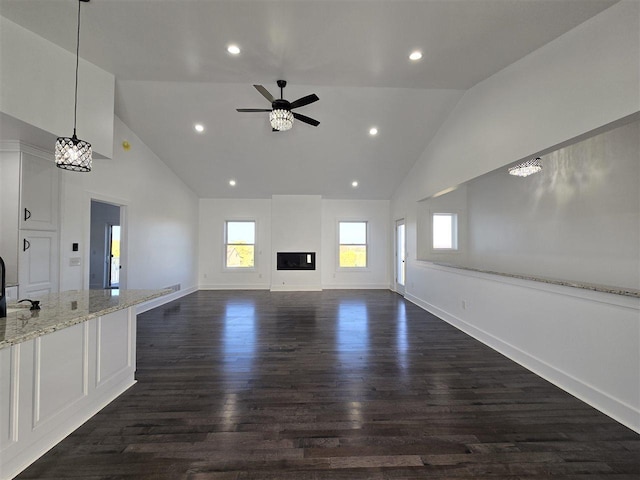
55;0;92;172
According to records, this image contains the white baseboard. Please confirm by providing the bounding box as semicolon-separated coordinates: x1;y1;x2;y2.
322;283;392;290
405;292;640;434
270;285;322;292
136;286;197;314
199;284;392;291
199;283;269;291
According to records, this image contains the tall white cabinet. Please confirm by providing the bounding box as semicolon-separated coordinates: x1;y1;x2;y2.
0;143;60;298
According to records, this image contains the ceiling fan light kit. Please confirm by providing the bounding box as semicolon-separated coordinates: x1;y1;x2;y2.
237;80;320;131
270;109;294;131
508;157;542;177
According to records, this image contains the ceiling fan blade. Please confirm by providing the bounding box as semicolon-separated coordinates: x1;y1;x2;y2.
292;112;320;127
253;85;275;103
236;108;272;112
289;93;319;109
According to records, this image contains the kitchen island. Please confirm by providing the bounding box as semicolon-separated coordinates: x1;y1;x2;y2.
0;289;170;480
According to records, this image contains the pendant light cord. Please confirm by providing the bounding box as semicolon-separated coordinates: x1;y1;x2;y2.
73;0;82;136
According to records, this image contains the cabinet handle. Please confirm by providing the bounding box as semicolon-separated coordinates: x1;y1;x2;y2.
23;239;31;251
24;208;31;221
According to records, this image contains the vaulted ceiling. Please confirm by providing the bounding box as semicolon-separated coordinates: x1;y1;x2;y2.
0;0;617;199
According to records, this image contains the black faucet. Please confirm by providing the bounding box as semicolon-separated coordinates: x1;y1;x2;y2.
0;256;6;318
18;299;40;310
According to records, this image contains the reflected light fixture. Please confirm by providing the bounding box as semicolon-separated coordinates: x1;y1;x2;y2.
229;179;237;186
55;0;92;172
270;109;294;131
508;157;542;177
351;180;359;187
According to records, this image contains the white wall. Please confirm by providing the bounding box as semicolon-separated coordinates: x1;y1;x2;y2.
394;0;639;208
199;198;272;290
59;116;199;293
416;184;470;266
271;195;322;291
0;17;114;159
198;196;390;290
391;0;640;432
466;121;639;289
417;121;640;290
321;199;389;289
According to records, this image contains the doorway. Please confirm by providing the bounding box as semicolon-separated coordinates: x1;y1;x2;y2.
107;225;121;288
395;219;406;295
90;200;123;290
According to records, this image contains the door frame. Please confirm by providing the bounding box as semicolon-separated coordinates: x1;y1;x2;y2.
394;218;406;296
85;193;128;290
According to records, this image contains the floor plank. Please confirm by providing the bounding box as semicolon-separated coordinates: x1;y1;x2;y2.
16;290;639;478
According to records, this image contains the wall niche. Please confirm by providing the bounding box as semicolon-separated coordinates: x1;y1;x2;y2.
417;116;640;291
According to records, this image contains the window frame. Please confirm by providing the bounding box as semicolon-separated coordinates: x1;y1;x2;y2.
337;220;369;270
224;220;257;270
431;212;459;252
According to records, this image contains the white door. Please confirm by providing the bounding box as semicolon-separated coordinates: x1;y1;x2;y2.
395;219;406;295
18;230;59;298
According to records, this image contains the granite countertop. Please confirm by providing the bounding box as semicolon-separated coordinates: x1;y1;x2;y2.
430;262;640;298
0;289;171;349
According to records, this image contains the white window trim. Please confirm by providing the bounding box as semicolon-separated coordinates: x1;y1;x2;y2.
337;220;370;270
224;219;257;271
430;212;459;252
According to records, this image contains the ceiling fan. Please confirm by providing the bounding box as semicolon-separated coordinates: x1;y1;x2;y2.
236;80;320;131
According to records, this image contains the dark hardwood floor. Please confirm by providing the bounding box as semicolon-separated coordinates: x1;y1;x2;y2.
17;290;639;479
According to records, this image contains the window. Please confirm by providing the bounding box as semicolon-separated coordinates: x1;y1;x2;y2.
339;221;367;268
225;221;255;268
432;213;458;250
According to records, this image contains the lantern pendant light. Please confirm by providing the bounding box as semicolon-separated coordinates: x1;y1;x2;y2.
55;0;92;172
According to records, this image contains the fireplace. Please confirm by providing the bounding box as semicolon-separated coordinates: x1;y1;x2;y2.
277;252;316;270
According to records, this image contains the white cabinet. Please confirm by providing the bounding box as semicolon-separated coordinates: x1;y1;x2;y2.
0;143;60;297
19;151;59;231
18;230;59;297
0;308;137;480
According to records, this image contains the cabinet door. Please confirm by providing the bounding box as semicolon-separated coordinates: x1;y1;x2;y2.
20;152;59;231
18;230;59;298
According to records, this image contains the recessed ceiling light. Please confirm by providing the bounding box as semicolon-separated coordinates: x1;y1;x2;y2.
227;44;241;55
369;127;378;136
194;123;205;133
409;51;423;61
351;181;359;187
229;179;237;186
